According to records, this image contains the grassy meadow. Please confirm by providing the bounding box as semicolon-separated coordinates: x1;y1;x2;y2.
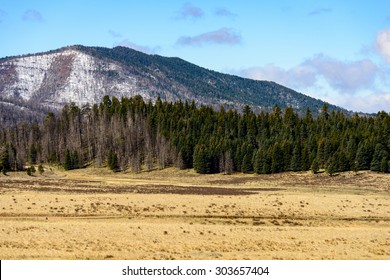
0;167;389;259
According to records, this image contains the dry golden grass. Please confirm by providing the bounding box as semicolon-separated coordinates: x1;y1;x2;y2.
0;167;389;259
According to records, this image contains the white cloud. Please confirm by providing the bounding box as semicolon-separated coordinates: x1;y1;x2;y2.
240;63;316;89
239;54;378;94
236;54;390;113
303;54;378;92
336;92;390;113
376;28;390;62
177;28;241;46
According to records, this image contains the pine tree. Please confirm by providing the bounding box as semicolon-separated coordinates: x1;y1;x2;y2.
64;149;72;171
263;152;272;174
271;142;284;173
301;146;310;171
371;144;384;172
193;144;210;174
254;149;264;174
326;157;336;176
241;153;253;173
336;150;350;172
355;142;371;170
380;157;389;173
311;157;319;174
28;144;38;164
107;150;119;171
0;146;10;174
290;142;302;171
73;150;79;169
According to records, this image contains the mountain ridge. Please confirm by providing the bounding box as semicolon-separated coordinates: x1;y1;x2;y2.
0;45;349;126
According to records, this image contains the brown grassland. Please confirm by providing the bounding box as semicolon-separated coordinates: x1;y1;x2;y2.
0;167;389;260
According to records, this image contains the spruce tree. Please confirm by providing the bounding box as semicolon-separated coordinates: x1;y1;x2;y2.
0;146;10;174
355;142;371;170
29;144;38;164
380;157;389;173
290;142;302;171
371;144;384;172
326;157;336;176
263;153;272;174
254;149;264;174
311;157;319;174
73;150;79;169
241;153;253;173
64;149;72;171
107;150;119;171
193;144;210;174
271;142;284;173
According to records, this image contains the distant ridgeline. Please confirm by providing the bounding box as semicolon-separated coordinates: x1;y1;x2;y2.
0;95;389;175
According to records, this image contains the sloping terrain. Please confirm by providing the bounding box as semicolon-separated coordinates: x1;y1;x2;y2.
0;45;347;125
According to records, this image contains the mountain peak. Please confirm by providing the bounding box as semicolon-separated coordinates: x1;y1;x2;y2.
0;45;347;126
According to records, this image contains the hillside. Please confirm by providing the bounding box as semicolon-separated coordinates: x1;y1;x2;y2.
0;45;347;126
0;95;388;176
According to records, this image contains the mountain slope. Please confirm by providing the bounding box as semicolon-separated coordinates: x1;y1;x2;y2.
0;45;347;125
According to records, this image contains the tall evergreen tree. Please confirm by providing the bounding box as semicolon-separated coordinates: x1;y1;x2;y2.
355;141;372;170
311;157;319;174
290;142;302;171
64;149;72;171
0;145;10;174
271;142;284;173
193;144;211;174
107;150;119;171
380;156;389;173
73;150;79;169
370;143;384;172
241;153;253;173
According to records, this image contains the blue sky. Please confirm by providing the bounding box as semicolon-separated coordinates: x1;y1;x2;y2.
1;0;390;113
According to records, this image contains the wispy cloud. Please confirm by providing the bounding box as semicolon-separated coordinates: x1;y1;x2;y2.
240;63;316;89
108;29;122;38
22;9;44;22
237;54;389;112
305;54;378;92
215;7;237;18
337;92;390;113
308;8;332;16
240;54;378;94
177;27;241;46
176;2;204;20
113;39;160;54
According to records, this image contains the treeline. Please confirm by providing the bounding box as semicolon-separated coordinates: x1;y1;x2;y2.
0;95;389;175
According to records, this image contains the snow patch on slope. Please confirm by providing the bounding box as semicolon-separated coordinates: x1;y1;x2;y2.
0;49;146;107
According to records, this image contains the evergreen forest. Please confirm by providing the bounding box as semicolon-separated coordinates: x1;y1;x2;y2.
0;95;389;175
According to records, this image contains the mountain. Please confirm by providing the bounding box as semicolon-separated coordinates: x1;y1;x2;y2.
0;45;347;126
